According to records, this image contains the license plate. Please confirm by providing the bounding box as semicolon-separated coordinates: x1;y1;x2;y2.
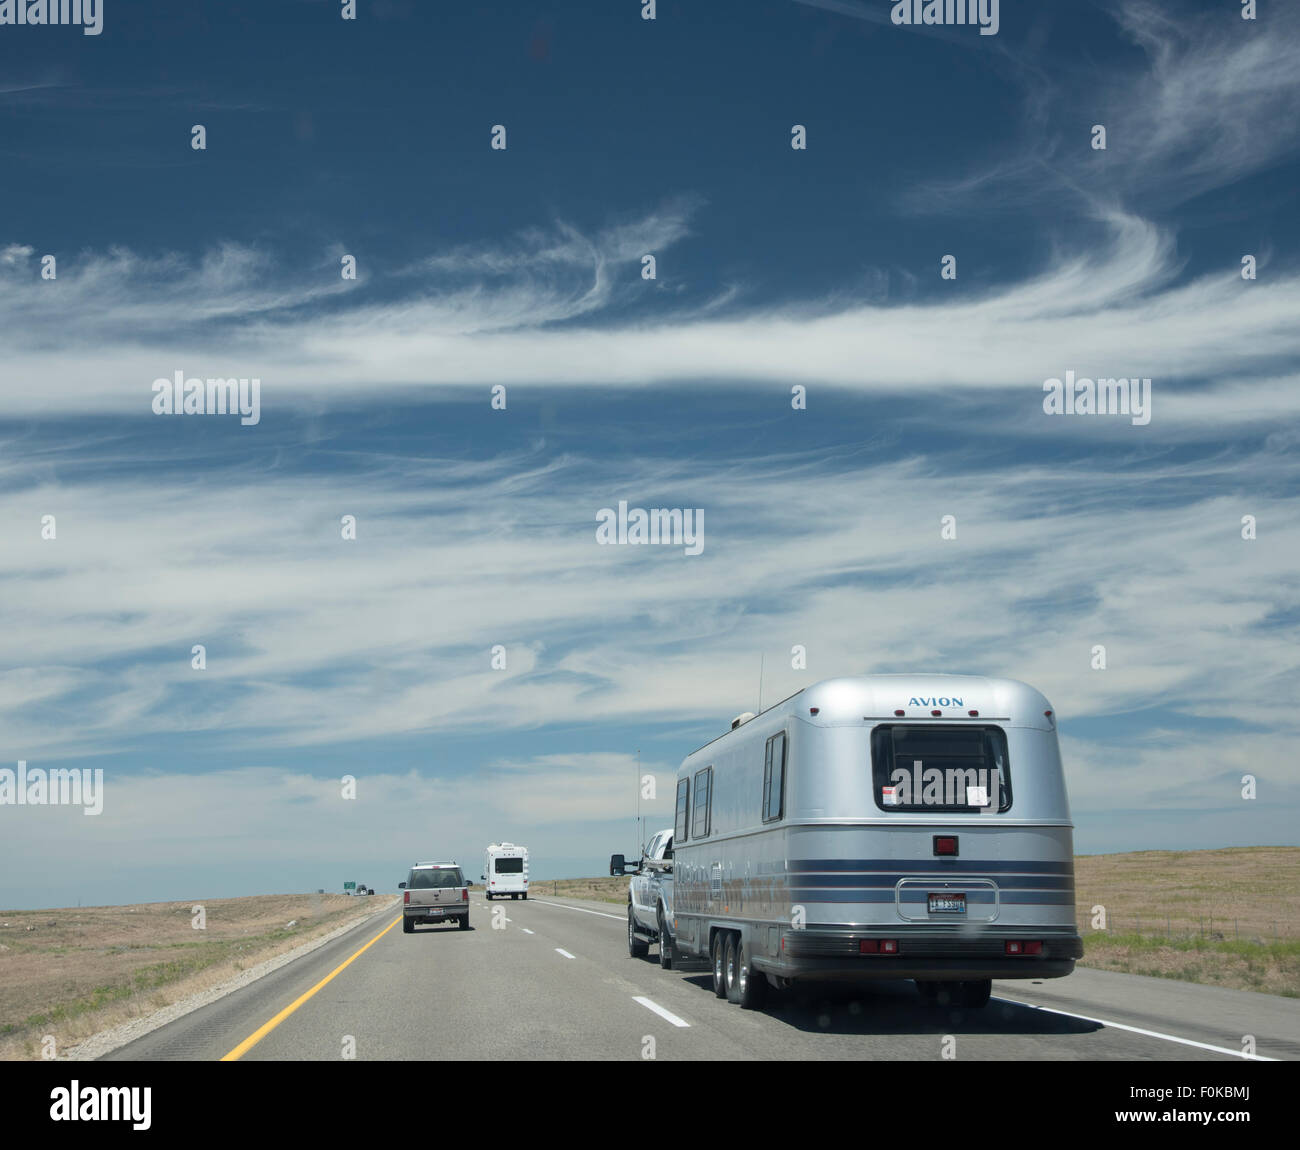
928;893;966;914
428;907;444;916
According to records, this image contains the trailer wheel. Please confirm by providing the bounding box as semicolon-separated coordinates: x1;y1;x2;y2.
711;932;727;997
959;979;991;1008
921;981;966;1008
657;907;674;970
724;933;743;1003
736;938;767;1010
628;904;648;958
403;918;414;934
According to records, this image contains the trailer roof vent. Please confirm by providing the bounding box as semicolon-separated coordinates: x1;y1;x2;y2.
730;711;757;730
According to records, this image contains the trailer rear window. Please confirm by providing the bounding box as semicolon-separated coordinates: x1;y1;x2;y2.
870;726;1011;812
493;858;524;874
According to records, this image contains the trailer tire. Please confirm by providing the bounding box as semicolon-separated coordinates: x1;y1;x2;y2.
724;933;742;1004
657;907;674;970
959;979;991;1008
736;938;766;1010
711;932;727;997
628;904;648;958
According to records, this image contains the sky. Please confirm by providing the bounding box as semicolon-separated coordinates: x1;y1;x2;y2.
1;0;1297;909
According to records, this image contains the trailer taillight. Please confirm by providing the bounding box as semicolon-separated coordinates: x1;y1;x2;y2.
968;710;979;717
931;709;941;716
1006;940;1042;955
860;939;898;954
933;835;958;856
894;709;905;717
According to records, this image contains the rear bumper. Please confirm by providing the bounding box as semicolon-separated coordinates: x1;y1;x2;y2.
405;908;468;922
761;929;1082;982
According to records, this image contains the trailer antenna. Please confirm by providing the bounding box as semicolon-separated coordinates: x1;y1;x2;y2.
758;653;765;713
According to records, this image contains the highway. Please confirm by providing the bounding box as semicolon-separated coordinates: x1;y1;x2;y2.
101;893;1300;1061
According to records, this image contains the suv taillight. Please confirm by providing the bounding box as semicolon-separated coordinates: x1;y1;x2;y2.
404;890;410;904
462;888;469;902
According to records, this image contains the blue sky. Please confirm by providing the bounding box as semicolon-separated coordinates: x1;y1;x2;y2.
1;0;1297;909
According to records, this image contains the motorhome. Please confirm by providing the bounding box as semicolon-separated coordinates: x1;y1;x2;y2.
670;675;1082;1009
483;842;529;900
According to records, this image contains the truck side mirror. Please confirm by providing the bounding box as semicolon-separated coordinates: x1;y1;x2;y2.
398;882;406;889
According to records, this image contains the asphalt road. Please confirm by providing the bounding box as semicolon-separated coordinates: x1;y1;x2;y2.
101;893;1300;1061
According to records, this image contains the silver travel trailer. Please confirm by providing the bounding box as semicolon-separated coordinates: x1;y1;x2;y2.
670;675;1083;1009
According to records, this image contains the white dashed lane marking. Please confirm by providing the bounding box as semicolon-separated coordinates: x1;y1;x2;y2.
633;996;690;1028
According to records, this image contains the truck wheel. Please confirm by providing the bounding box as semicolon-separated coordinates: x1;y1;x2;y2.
403;918;414;934
711;933;727;997
628;904;648;958
960;979;991;1008
736;938;767;1009
657;907;674;970
724;933;742;1003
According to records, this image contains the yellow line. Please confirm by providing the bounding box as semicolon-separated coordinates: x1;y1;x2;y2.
220;915;402;1061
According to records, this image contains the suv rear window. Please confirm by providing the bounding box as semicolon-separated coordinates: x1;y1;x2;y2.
408;868;464;888
870;725;1012;812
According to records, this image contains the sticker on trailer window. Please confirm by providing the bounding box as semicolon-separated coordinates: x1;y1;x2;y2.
966;785;989;806
882;786;899;806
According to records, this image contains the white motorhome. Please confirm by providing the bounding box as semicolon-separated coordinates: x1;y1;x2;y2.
483;842;529;900
671;675;1083;1009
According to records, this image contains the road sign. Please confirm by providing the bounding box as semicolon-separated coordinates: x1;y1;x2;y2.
343;881;356;890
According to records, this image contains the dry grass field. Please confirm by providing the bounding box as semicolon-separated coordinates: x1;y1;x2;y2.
1073;847;1299;996
0;893;397;1060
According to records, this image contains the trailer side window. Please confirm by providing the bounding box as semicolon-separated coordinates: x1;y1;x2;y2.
763;731;787;822
692;767;712;838
675;777;690;843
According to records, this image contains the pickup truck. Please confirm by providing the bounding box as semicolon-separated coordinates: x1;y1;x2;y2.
400;862;469;932
627;827;674;968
